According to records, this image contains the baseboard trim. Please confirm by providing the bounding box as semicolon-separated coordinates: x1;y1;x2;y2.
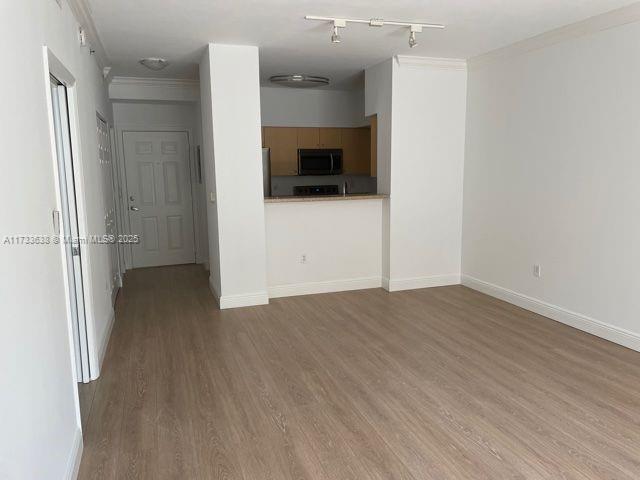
219;291;269;309
209;276;221;306
387;274;461;292
92;309;115;380
462;275;640;353
65;428;83;480
269;277;382;299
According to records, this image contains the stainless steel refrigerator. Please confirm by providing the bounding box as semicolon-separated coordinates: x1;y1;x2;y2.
262;148;271;197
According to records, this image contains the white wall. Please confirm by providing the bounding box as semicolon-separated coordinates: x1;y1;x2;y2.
364;60;393;280
199;48;222;296
0;1;111;478
260;87;365;127
463;20;640;350
202;44;268;308
388;58;467;291
112;101;208;266
265;200;383;297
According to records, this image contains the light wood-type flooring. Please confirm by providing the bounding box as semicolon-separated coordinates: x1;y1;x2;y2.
78;265;640;479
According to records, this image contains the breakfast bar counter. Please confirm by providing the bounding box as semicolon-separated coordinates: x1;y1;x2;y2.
264;193;388;203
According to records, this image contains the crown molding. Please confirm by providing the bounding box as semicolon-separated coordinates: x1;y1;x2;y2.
66;0;110;70
108;76;200;102
109;77;200;88
469;3;640;71
395;56;467;71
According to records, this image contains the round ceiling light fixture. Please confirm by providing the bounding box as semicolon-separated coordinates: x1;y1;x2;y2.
269;74;330;88
139;57;169;71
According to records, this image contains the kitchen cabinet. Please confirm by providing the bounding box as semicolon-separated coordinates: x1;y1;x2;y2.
319;128;342;148
370;115;377;177
263;127;298;176
297;128;320;149
297;127;342;148
342;127;371;175
263;125;375;176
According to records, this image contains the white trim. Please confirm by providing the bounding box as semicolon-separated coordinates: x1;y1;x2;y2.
210;275;269;309
462;275;640;353
109;76;200;88
268;276;382;299
66;0;110;70
468;3;640;70
64;428;83;480
395;56;467;70
387;274;461;292
381;277;391;291
108;77;200;102
92;308;115;379
209;275;221;304
219;292;269;309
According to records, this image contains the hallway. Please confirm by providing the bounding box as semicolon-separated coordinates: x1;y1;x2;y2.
78;265;640;479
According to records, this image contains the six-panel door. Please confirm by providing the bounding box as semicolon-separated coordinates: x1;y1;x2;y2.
123;131;195;268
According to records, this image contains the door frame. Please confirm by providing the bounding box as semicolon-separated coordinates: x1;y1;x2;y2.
43;47;98;421
115;125;200;270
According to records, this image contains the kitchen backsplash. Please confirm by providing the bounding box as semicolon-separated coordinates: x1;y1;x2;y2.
270;175;377;196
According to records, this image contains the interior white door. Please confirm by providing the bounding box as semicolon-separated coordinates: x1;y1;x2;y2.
123;131;195;268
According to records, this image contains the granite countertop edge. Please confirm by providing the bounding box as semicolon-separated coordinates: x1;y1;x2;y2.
264;194;389;203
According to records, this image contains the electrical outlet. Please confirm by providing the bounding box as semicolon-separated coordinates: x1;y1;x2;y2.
301;254;307;264
533;264;542;278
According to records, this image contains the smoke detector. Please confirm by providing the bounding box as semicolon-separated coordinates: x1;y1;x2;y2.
139;57;169;71
269;74;329;88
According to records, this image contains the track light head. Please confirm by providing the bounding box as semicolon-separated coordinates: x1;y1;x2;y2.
408;24;421;48
331;25;341;43
330;19;346;44
409;30;417;48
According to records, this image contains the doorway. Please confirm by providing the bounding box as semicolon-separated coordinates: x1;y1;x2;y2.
49;75;91;383
123;131;196;268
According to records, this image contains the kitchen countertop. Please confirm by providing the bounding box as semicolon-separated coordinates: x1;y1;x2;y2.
265;193;388;203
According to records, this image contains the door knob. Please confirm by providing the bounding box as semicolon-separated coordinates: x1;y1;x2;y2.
130;206;139;211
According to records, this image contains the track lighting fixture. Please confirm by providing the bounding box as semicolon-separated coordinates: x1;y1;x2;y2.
306;15;444;47
408;31;417;48
331;19;346;44
331;25;341;43
409;25;421;48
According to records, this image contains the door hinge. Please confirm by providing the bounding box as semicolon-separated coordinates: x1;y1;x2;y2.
72;245;81;257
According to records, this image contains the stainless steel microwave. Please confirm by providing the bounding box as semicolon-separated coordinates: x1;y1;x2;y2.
298;149;343;176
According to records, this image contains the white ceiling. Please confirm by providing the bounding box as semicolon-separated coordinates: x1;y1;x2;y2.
88;0;634;89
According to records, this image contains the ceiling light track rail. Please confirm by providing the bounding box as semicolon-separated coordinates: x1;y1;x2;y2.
305;15;444;48
305;15;445;30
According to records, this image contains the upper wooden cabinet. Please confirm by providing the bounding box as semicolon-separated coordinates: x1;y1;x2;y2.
319;128;342;148
297;127;343;149
342;127;371;175
297;128;320;149
262;125;375;176
263;127;298;176
370;115;377;177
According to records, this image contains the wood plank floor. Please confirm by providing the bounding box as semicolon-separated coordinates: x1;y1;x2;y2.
78;264;640;480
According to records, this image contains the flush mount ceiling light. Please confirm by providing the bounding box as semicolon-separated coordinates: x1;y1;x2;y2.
139;57;169;71
305;15;444;48
269;74;330;88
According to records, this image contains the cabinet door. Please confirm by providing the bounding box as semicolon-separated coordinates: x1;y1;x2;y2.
341;128;358;174
297;128;320;149
264;127;298;176
370;115;377;177
342;128;371;175
319;128;342;148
